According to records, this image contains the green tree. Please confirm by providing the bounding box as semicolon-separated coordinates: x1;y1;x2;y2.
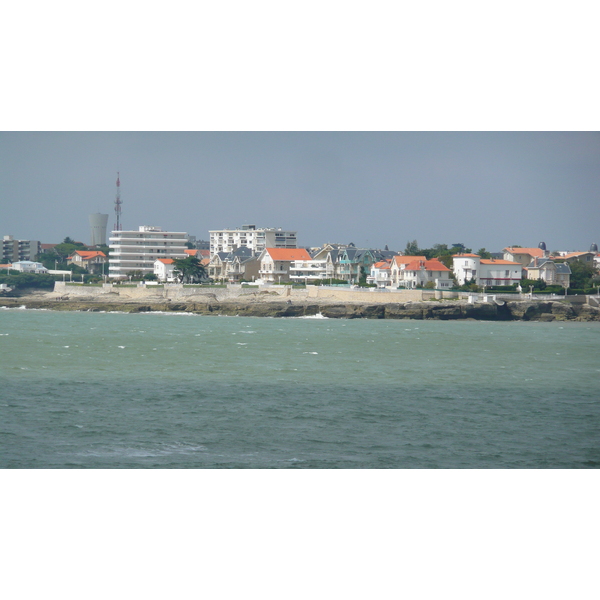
477;248;492;259
563;260;598;289
172;257;207;283
404;240;420;255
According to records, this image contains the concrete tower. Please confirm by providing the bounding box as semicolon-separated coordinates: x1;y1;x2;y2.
89;213;109;246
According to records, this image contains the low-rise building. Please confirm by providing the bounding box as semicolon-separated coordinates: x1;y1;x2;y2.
257;248;312;283
394;258;453;289
67;250;107;273
154;258;176;282
367;261;392;288
11;260;48;274
525;258;571;288
454;254;522;286
503;245;548;268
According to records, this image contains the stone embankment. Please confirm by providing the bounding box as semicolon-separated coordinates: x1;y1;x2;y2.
1;292;600;321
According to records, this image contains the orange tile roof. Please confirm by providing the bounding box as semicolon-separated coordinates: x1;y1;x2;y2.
481;259;522;266
560;251;593;259
373;261;390;269
72;250;106;259
392;255;427;266
453;253;480;258
504;247;545;257
403;259;450;272
266;248;312;261
157;258;174;264
184;249;198;256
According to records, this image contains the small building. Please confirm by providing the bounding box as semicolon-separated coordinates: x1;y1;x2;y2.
154;258;176;282
454;254;522;286
11;260;48;274
395;258;453;289
257;247;312;283
503;246;547;268
525;258;571;288
368;261;392;288
67;250;107;273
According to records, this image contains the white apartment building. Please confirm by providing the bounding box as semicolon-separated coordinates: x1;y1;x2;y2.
109;226;187;278
209;225;297;256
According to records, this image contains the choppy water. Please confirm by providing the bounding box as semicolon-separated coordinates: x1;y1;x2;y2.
1;307;599;468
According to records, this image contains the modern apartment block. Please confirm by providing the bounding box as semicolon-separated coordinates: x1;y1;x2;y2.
209;225;297;256
108;226;187;278
2;236;41;263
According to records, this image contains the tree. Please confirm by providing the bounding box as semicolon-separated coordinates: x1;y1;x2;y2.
477;248;492;259
563;260;598;289
404;240;420;255
172;257;207;283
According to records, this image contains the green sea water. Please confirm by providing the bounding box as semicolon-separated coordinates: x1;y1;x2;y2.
1;307;599;468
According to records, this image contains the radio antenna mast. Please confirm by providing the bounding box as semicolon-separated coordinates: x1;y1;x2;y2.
114;172;122;231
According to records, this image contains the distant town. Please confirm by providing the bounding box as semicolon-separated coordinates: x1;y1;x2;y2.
2;215;599;294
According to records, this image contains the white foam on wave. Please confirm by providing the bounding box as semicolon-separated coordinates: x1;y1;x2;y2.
139;311;195;316
289;313;328;319
302;351;319;354
77;442;206;458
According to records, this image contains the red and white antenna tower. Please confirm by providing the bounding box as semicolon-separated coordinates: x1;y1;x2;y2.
114;172;122;231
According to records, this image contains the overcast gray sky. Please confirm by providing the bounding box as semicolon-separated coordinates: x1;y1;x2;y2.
1;131;598;253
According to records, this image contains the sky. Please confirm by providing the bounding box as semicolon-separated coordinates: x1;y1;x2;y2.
1;131;599;253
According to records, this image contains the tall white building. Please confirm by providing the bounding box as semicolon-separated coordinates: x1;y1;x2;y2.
108;226;187;278
209;225;297;256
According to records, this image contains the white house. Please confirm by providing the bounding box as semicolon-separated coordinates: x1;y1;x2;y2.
394;258;453;289
367;260;392;287
453;254;522;286
11;260;48;274
257;248;312;283
154;258;176;282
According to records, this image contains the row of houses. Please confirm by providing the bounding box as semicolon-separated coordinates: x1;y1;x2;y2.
4;225;599;289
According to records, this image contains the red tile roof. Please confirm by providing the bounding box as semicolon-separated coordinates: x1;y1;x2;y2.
392;255;427;266
560;251;593;259
403;259;450;272
266;248;312;261
480;259;522;266
71;251;106;260
504;247;545;258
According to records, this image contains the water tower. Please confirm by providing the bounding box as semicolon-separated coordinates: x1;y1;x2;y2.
89;213;109;246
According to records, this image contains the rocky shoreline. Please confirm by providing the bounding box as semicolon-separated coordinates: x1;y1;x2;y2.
2;294;600;321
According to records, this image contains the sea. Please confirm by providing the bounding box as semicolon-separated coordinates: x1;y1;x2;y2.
1;307;599;468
